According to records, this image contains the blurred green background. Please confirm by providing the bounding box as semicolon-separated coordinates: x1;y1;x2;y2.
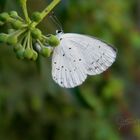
0;0;140;140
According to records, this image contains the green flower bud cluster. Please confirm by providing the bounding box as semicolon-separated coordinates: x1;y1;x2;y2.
48;35;60;47
15;46;38;61
41;47;52;57
0;33;19;45
31;28;42;39
0;33;8;43
0;0;61;62
0;12;10;22
31;12;42;22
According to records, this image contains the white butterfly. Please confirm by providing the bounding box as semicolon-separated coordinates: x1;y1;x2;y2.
51;30;117;88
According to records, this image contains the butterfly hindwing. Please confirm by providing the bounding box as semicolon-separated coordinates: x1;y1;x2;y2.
52;37;87;88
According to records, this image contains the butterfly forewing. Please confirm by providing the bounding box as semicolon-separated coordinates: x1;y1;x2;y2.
62;33;117;75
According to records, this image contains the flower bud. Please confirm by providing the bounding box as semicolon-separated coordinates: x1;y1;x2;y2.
41;47;52;57
11;20;23;29
32;51;38;61
23;47;33;59
16;48;25;59
31;28;42;39
0;33;8;43
31;12;42;22
7;36;18;46
10;11;18;18
8;29;15;34
0;12;10;22
0;21;4;26
48;35;60;47
13;44;22;52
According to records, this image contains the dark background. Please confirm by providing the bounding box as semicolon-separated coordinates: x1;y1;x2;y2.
0;0;140;140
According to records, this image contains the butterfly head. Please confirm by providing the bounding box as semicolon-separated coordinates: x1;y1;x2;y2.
56;30;63;40
56;30;63;34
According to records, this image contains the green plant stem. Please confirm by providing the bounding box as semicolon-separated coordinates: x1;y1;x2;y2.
19;32;28;44
23;36;28;49
20;0;30;23
27;31;31;48
33;0;61;27
37;39;44;48
30;35;33;49
10;29;26;37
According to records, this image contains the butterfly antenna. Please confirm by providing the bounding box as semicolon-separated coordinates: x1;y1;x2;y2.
49;11;63;32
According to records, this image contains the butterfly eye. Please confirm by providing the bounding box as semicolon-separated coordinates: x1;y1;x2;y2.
58;30;62;33
56;30;62;34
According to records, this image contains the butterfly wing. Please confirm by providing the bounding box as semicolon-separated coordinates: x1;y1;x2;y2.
52;36;87;88
61;33;117;75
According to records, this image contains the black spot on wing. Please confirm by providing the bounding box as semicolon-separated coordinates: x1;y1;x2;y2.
95;66;98;69
96;59;99;62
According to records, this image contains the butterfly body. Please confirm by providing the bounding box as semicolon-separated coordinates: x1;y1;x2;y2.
52;31;117;88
